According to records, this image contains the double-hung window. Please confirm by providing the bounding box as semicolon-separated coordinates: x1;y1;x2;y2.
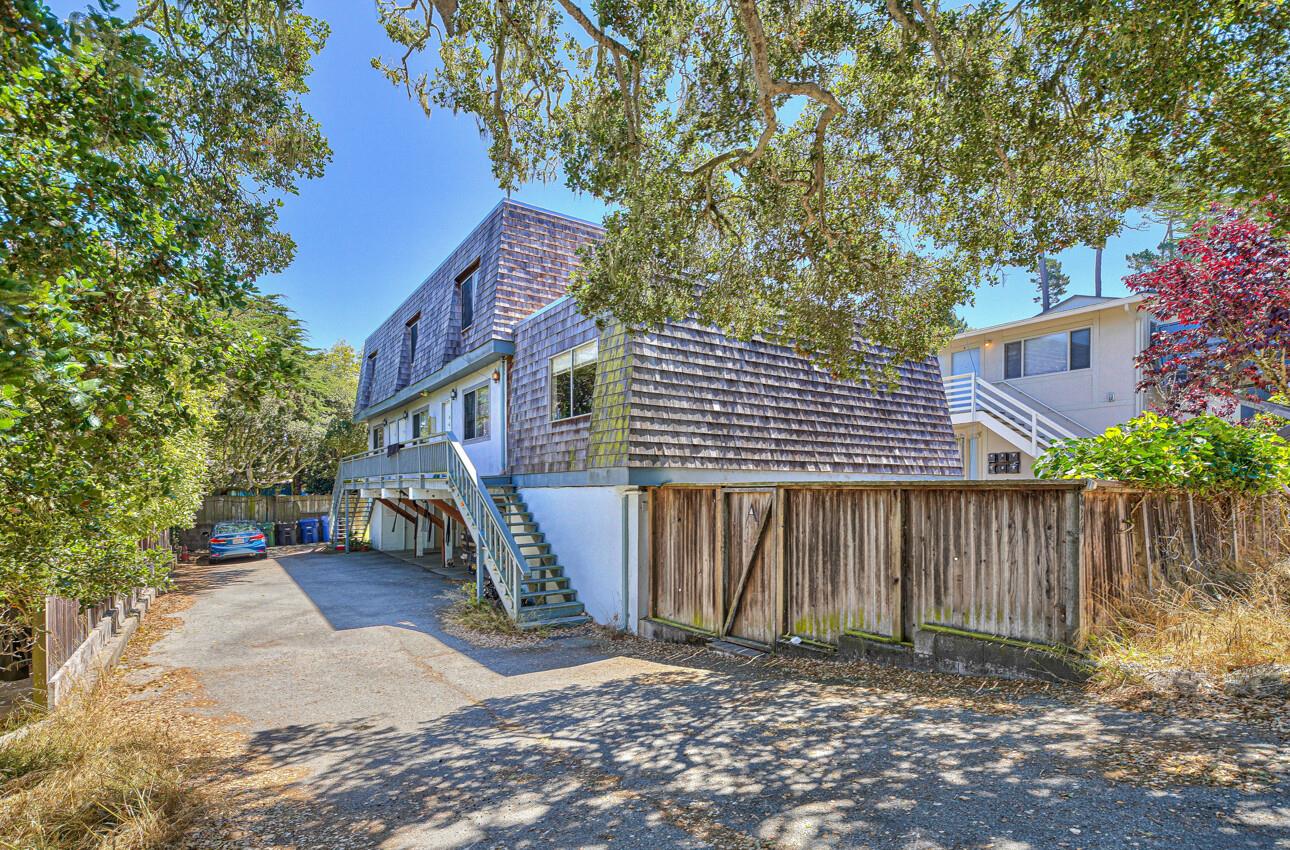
463;385;489;440
550;340;598;421
1004;328;1091;379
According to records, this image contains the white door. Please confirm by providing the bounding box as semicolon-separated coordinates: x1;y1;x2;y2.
951;347;981;376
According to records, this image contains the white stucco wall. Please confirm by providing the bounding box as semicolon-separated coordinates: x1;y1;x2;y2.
369;500;417;552
941;301;1150;436
520;485;636;629
364;361;506;476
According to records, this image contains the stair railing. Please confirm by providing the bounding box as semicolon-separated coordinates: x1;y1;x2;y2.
943;373;1080;454
336;432;527;618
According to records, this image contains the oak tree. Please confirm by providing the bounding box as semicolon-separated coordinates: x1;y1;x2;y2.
376;0;1289;375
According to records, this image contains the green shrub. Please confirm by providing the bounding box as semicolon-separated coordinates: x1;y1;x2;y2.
1033;412;1290;493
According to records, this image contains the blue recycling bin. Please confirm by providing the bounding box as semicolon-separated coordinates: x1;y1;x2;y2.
297;517;320;544
320;514;331;543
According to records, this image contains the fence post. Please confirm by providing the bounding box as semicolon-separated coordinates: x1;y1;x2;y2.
1065;486;1084;646
31;600;48;710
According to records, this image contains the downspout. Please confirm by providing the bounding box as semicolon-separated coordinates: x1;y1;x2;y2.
621;486;640;631
498;358;509;472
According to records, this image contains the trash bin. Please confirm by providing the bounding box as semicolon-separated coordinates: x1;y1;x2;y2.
298;517;320;545
320;514;331;543
274;522;291;547
257;521;275;547
277;522;296;546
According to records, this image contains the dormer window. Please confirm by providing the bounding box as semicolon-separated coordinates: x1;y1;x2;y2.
459;268;476;330
406;314;420;363
360;350;378;408
396;314;420;390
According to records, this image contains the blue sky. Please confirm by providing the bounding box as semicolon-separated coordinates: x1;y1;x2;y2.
74;0;1167;349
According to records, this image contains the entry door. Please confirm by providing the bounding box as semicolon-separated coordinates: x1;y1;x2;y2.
722;490;778;646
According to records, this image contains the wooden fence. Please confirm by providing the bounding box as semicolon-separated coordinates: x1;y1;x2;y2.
195;494;331;525
647;481;1289;650
1081;487;1290;634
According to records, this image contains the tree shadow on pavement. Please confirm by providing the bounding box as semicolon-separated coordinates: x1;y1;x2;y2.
241;661;1290;850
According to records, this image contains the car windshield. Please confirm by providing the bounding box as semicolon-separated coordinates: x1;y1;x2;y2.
213;522;257;535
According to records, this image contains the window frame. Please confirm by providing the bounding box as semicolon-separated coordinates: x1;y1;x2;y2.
406;313;420;363
1003;327;1092;379
462;382;490;442
458;266;478;331
549;339;599;422
360;350;378;407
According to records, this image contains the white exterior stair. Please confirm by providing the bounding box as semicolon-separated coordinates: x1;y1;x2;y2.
942;373;1086;455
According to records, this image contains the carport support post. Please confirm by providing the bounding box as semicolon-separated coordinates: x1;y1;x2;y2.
475;548;485;603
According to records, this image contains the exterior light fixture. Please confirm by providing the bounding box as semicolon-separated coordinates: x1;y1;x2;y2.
450;388;458;400
491;369;501;383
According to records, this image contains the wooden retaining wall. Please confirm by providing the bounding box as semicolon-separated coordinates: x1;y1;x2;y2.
647;481;1289;650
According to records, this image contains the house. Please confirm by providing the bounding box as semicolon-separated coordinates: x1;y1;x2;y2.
938;293;1158;478
332;200;959;630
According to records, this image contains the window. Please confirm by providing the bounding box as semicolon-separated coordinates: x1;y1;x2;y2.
371;424;384;451
463;386;489;440
406;315;420;363
459;269;476;330
411;411;422;440
411;409;432;440
360;351;378;407
1004;328;1091;379
396;315;420;390
950;347;981;376
550;340;598;420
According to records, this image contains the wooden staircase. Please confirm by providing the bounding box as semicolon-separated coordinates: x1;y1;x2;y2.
486;480;589;628
332;490;374;550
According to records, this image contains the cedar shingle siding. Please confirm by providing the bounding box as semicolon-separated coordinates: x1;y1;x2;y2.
358;200;960;478
354;201;602;415
508;311;960;477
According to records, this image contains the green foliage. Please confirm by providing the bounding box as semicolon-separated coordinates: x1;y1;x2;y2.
0;0;328;620
376;0;1289;378
208;305;364;496
1029;257;1070;307
1034;413;1290;494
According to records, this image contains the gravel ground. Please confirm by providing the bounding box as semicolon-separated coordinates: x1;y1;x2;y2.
133;550;1289;850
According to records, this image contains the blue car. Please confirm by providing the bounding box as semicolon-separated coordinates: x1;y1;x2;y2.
208;521;268;562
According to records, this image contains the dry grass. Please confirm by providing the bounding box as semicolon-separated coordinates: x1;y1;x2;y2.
0;682;200;850
1089;557;1290;679
438;584;554;648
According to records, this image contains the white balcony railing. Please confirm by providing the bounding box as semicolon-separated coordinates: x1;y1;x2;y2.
942;373;1080;455
331;433;527;617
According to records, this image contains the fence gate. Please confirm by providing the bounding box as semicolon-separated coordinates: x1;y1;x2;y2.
721;489;778;646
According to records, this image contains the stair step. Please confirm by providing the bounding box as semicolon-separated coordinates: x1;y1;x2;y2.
520;588;578;603
525;554;557;567
507;521;538;533
519;542;550;554
511;531;545;544
517;600;586;622
520;574;569;587
516;613;589;630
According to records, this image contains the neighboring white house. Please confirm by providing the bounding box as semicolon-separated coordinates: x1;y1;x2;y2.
938;293;1155;479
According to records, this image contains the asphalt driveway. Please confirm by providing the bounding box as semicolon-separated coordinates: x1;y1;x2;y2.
145;550;1290;850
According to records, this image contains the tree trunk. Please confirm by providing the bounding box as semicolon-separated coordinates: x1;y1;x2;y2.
1094;245;1103;297
1039;255;1052;311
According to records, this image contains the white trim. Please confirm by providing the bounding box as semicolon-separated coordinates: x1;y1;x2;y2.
954;294;1145;340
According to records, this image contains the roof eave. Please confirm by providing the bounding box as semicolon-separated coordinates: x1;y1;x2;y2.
952;294;1148;341
354;339;515;422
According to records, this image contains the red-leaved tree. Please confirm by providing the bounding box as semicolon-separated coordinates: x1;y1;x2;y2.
1131;207;1290;416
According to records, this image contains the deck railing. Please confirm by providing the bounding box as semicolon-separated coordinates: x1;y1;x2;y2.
335;433;526;617
942;373;1080;454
